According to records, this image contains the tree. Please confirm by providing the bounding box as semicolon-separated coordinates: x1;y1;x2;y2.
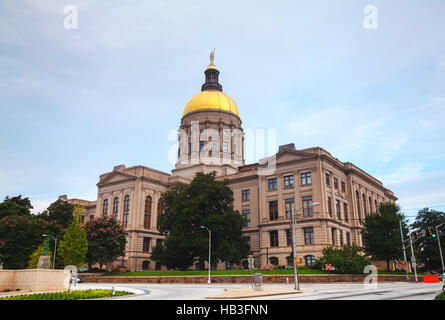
411;208;445;272
27;241;53;269
4;195;33;210
313;245;371;274
39;199;74;230
0;215;61;269
151;172;250;270
85;217;127;270
362;202;407;271
0;200;30;219
58;206;88;268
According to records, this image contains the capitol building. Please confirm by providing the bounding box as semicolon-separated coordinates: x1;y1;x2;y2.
60;53;397;272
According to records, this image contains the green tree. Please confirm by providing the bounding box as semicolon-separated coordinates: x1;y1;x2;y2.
4;195;33;210
411;208;445;272
0;200;30;219
0;215;61;269
58;206;88;268
27;242;53;269
362;202;408;271
39;199;74;230
85;217;127;270
151;172;250;270
313;245;371;274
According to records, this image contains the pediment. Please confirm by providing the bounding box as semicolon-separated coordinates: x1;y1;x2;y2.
275;150;317;164
97;171;137;187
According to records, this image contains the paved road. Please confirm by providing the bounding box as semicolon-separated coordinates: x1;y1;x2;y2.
76;282;443;300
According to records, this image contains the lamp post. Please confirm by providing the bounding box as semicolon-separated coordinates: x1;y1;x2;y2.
291;202;319;291
42;234;57;269
201;226;211;284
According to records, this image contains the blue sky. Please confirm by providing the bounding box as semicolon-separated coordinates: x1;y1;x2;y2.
0;0;444;221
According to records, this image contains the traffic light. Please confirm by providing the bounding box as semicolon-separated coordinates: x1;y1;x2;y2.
428;227;437;238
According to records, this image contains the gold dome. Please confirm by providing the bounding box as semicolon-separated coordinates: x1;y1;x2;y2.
183;90;240;117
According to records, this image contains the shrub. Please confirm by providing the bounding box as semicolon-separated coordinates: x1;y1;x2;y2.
434;291;445;300
313;245;371;274
0;289;133;300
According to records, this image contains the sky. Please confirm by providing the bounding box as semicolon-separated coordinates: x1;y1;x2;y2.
0;0;444;222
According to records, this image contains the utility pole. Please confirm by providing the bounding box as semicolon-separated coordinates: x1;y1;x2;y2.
435;223;445;283
408;226;418;283
399;220;409;281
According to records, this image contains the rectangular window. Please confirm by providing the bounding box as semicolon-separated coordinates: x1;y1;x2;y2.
304;227;314;245
199;141;205;152
268;178;277;190
334;178;339;189
344;203;349;222
335;199;341;220
285;198;295;219
327;196;332;217
341;181;346;193
286;229;292;246
269;200;278;220
223;141;229;153
143;237;151;253
242;189;250;201
346;232;351;245
300;172;311;185
269;230;279;247
332;227;336;245
302;196;313;217
242;209;251;227
325;173;331;186
211;141;217;152
284;175;294;188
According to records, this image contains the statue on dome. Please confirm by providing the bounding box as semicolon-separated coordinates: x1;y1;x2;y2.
209;48;215;65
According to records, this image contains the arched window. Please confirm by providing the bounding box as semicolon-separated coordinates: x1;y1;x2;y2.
362;194;367;216
142;260;150;271
269;257;279;266
356;190;361;222
369;197;373;213
102;199;108;217
156;199;164;231
144;196;152;229
113;197;119;220
304;255;316;266
123;195;130;228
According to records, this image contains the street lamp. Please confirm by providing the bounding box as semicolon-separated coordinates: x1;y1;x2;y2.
42;234;57;269
201;225;211;284
290;202;319;291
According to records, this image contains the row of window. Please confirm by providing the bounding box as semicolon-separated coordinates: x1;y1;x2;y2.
266;172;312;191
325;172;346;193
269;227;315;247
355;190;380;222
268;255;316;267
102;195;164;229
269;196;314;221
327;197;349;222
102;196;131;227
269;227;352;248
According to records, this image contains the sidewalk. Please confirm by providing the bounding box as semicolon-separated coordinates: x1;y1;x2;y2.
206;287;303;299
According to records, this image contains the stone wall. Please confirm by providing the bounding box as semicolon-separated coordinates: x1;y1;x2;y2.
0;269;71;292
80;273;419;284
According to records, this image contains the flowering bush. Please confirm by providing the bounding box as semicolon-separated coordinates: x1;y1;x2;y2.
85;217;127;270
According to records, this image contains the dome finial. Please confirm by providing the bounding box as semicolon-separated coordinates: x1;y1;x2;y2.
209;48;216;66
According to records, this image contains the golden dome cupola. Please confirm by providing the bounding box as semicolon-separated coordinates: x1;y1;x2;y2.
182;49;240;118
